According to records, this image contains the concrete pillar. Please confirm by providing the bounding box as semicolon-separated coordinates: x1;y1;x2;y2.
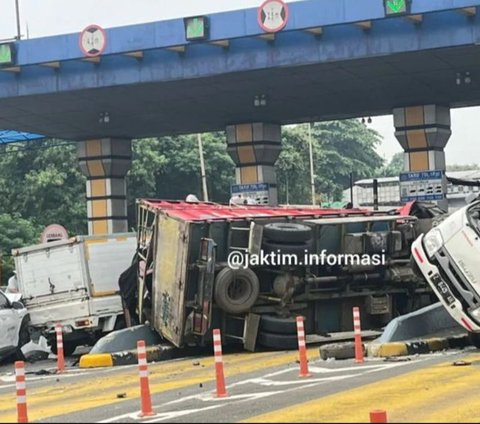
77;138;132;235
393;105;451;210
226;123;281;205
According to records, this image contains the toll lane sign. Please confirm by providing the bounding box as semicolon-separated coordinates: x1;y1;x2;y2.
258;0;289;33
384;0;410;16
231;183;270;205
400;170;445;202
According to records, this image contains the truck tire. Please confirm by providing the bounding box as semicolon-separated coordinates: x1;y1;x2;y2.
468;332;480;349
15;323;30;361
262;240;312;257
263;223;312;244
51;340;78;357
259;315;298;335
410;255;423;279
257;331;298;350
214;268;260;315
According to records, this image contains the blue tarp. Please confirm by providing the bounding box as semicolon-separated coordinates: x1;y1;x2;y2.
0;130;45;143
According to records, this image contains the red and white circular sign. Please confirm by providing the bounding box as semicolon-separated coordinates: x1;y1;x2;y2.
41;224;69;243
258;0;289;33
79;24;107;57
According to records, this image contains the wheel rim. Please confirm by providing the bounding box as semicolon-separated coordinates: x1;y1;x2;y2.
227;277;252;305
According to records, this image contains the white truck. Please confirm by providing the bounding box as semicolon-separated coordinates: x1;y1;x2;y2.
12;233;136;355
411;199;480;344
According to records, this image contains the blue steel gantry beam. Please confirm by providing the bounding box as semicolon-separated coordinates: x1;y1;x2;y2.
0;0;479;140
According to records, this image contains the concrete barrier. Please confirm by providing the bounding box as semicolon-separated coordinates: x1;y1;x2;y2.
80;324;174;368
375;302;464;343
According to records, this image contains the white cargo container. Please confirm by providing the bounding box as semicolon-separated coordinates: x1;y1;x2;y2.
12;233;136;354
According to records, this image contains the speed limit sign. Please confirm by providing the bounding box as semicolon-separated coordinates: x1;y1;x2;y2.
79;24;107;57
258;0;289;33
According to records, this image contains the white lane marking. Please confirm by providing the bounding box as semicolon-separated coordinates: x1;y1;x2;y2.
99;405;224;423
143;404;225;423
246;374;357;386
98;359;416;422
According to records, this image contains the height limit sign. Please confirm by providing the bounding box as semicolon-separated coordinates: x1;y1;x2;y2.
258;0;289;33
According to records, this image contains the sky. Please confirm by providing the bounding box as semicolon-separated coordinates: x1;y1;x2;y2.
1;0;479;165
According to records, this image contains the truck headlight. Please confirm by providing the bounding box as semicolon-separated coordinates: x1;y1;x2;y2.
423;229;443;258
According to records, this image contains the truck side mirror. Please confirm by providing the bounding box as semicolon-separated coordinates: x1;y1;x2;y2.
11;301;24;310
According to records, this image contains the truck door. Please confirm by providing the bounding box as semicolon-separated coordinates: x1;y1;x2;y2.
151;216;190;347
0;292;19;351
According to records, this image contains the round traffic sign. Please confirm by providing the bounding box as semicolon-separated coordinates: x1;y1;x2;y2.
40;224;69;243
79;24;107;57
258;0;289;33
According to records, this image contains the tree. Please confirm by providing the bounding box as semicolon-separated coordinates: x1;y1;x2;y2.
380;152;404;177
276;120;384;204
0;214;41;284
0;140;86;234
447;163;480;172
126;133;235;224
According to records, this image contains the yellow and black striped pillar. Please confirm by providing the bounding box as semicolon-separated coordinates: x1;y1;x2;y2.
77;138;132;235
393;105;451;209
226;123;282;205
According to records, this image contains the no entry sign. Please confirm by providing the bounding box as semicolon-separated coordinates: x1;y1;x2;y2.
258;0;289;33
79;24;107;57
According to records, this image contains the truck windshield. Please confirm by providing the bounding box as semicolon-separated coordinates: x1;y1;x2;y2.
467;202;480;235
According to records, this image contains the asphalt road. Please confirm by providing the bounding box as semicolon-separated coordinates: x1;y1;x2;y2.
0;347;479;423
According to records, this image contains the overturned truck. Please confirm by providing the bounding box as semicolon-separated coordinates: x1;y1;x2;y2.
129;199;439;351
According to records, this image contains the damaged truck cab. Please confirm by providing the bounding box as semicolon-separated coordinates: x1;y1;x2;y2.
136;200;434;351
412;199;480;336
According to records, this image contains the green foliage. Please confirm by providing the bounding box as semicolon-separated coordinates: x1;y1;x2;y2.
380;152;404;177
0;214;41;282
126;134;235;224
447;163;480;172
277;120;384;203
0;141;87;235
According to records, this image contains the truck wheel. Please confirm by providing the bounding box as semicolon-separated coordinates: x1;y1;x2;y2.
262;240;312;256
410;255;423;279
259;315;298;334
15;324;30;361
51;340;78;357
468;332;480;349
214;268;260;315
257;331;298;350
263;223;312;244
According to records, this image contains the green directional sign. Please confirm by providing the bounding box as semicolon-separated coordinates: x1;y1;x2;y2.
184;16;210;41
0;43;15;66
384;0;410;16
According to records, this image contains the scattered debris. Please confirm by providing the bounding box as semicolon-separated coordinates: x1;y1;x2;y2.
21;336;52;363
192;361;200;366
31;369;54;376
199;383;203;388
116;393;127;399
383;357;411;362
453;360;471;366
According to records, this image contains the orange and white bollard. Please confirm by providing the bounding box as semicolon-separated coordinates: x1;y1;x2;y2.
55;324;65;373
353;306;364;364
15;361;28;423
137;340;154;417
212;329;228;397
296;316;311;378
370;409;388;423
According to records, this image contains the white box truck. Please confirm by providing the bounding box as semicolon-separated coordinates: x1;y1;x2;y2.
12;233;136;355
